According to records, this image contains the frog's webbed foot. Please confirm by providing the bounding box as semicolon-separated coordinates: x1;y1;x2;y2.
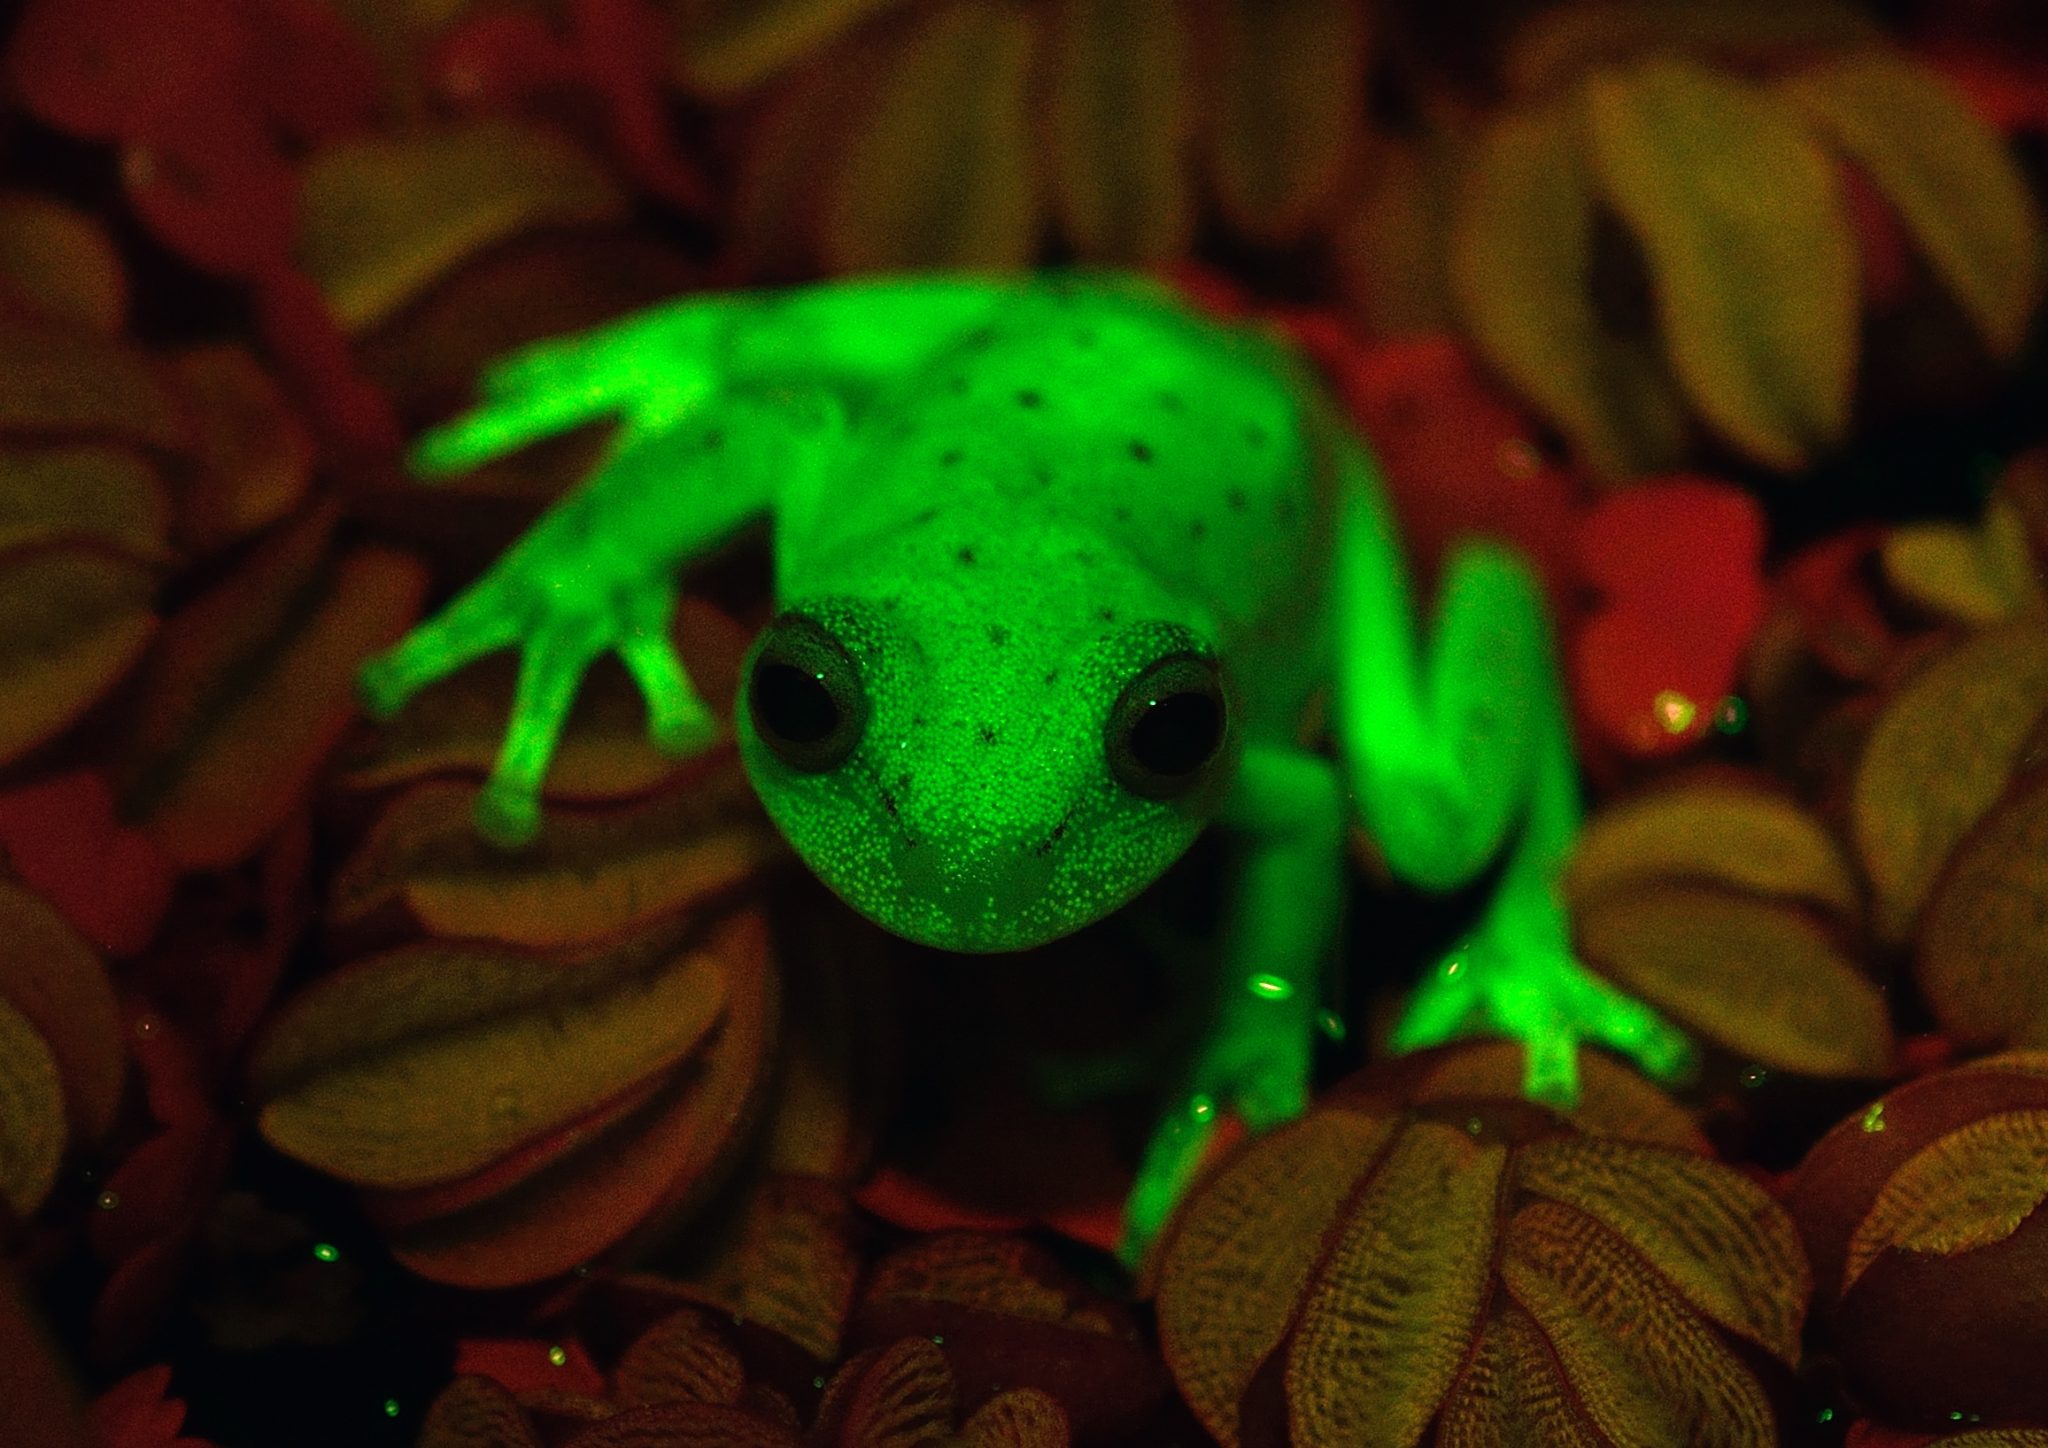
1389;903;1696;1107
360;553;713;847
1120;1020;1312;1269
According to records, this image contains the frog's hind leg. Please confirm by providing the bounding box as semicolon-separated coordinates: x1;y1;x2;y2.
1328;429;1693;1105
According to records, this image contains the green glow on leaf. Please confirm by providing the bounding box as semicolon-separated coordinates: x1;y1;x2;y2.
1862;1101;1887;1133
1715;694;1748;732
383;1399;400;1419
547;1344;568;1367
312;1242;340;1263
1654;688;1697;734
1247;972;1294;1001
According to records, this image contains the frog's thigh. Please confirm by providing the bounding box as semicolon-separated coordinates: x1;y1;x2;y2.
1211;742;1346;1114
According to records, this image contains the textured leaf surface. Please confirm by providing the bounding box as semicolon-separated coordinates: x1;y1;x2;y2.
1202;0;1366;244
1586;59;1856;469
1450;100;1687;476
1156;1106;1393;1443
330;767;782;948
1920;768;2048;1048
418;1375;543;1448
1567;779;1859;914
613;1307;746;1408
1577;883;1893;1076
1851;618;2048;941
254;928;729;1188
1046;0;1191;262
0;544;157;768
1844;1109;2048;1292
0;323;185;447
824;0;1038;271
300;121;626;331
1284;1123;1503;1448
1781;49;2045;359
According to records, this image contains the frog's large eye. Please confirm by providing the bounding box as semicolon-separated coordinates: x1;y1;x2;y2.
1106;652;1228;800
748;613;867;772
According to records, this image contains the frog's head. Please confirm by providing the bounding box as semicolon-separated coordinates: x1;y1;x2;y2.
736;524;1238;952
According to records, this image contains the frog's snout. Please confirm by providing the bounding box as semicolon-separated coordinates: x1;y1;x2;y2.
891;836;1059;950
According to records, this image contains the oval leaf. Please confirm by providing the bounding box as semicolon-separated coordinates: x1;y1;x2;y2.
1851;617;2048;942
419;1375;543;1448
675;0;907;96
0;321;185;450
0;543;157;768
1780;49;2046;359
1448;100;1688;476
0;995;65;1217
0;881;123;1141
254;926;731;1189
299;120;627;332
1585;59;1857;469
0;192;126;333
1577;883;1894;1076
824;0;1039;272
329;766;783;949
0;445;168;563
1046;0;1193;262
1920;768;2048;1049
1567;778;1861;914
1202;0;1368;244
1844;1107;2048;1293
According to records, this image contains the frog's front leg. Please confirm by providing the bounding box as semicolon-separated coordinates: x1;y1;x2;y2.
1330;431;1694;1105
360;387;839;845
1123;745;1344;1263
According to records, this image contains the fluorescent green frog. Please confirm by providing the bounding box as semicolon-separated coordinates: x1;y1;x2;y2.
357;272;1693;1256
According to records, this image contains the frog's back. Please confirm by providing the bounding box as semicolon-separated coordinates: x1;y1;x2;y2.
798;276;1335;738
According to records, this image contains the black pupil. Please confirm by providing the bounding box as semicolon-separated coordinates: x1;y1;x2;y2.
1129;691;1221;776
753;662;839;744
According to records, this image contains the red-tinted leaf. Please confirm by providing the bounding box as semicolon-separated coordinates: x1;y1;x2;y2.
0;771;174;956
165;345;315;556
122;104;299;278
453;1338;608;1399
0;543;158;770
7;0;243;139
87;1364;219;1448
0;193;127;333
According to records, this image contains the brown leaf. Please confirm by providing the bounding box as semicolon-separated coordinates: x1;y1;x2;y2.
1200;0;1369;244
0;543;157;768
1883;497;2045;626
562;1401;800;1447
0;994;65;1217
299;120;628;332
1780;49;2046;360
674;0;909;96
1501;0;1882;98
0;322;185;448
0;192;126;333
330;762;782;948
841;1336;955;1448
1566;775;1862;915
0;881;123;1142
0;445;171;561
728;50;876;277
418;1375;543;1448
1851;617;2048;941
1159;1069;1807;1446
679;1173;862;1363
1576;882;1894;1076
367;909;777;1287
112;506;427;870
1045;0;1193;262
1401;1042;1710;1152
1920;767;2048;1048
1787;1055;2048;1423
253;924;731;1190
1585;58;1857;469
1448;98;1688;477
823;0;1039;271
1285;1123;1504;1446
958;1388;1068;1448
612;1307;746;1408
164;345;314;556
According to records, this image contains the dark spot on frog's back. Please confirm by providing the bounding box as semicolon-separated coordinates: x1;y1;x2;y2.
957;546;977;566
940;449;963;468
1189;519;1207;541
988;624;1011;647
1158;390;1186;414
1129;440;1154;463
1016;388;1043;409
978;722;998;745
1226;487;1248;512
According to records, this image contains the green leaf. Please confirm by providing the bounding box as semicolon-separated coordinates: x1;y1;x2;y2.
1586;59;1857;470
1202;0;1369;244
1046;0;1194;262
1450;101;1688;476
1780;49;2046;360
824;0;1040;271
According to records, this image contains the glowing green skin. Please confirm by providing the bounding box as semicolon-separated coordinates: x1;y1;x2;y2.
359;273;1693;1259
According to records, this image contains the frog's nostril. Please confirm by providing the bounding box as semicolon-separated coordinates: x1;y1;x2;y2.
895;839;1056;921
